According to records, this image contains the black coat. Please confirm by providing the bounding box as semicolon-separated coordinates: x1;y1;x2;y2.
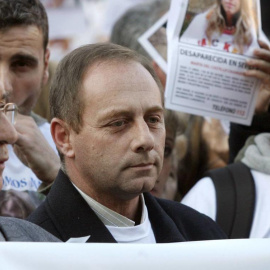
27;170;226;242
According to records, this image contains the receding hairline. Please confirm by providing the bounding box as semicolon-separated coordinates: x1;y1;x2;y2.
79;58;164;105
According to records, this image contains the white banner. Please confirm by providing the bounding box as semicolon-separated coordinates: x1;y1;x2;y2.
0;239;270;270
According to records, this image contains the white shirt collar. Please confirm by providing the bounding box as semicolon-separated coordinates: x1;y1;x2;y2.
72;183;146;227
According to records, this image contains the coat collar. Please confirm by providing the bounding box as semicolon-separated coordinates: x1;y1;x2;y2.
144;193;186;243
47;170;185;243
46;170;116;243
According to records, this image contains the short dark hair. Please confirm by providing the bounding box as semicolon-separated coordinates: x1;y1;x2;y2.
50;43;163;134
0;0;48;50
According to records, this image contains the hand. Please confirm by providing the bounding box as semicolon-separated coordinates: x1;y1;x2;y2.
245;40;270;114
13;114;60;184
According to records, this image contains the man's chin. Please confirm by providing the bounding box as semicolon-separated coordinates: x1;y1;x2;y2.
120;179;156;199
134;178;156;194
18;103;34;116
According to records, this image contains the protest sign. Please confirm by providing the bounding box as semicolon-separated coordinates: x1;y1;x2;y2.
165;0;262;125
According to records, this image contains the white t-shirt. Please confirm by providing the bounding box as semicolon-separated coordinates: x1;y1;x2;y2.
2;122;57;192
74;185;156;243
181;170;270;238
106;206;156;244
180;10;259;56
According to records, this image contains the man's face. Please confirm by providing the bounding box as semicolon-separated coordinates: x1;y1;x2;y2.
0;25;49;115
0;94;18;189
68;61;165;202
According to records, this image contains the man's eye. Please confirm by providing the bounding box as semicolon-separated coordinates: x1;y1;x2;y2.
111;120;126;127
17;61;27;66
164;146;173;158
12;60;35;70
148;117;159;124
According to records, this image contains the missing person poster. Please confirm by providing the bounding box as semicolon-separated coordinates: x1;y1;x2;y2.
165;0;262;125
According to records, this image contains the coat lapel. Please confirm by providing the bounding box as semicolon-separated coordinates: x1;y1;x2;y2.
144;193;186;243
45;171;186;243
45;170;116;243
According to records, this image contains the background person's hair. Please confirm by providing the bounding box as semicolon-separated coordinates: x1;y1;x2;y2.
0;0;48;50
50;43;163;161
164;110;187;139
205;0;256;54
0;190;36;219
110;0;170;60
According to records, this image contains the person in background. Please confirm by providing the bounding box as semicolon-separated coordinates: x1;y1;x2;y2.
33;61;58;122
0;0;60;215
150;110;186;201
111;0;169;88
0;93;59;242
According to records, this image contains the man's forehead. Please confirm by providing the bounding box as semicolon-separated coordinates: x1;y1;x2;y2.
80;59;164;115
0;25;44;53
82;60;160;93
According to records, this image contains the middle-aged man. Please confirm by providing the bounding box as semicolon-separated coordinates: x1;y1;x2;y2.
0;0;60;194
0;91;59;241
28;43;226;243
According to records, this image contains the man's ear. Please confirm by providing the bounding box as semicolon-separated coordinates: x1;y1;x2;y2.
43;48;50;85
152;60;166;89
50;118;75;158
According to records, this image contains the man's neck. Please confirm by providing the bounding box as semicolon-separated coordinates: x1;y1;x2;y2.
99;195;142;224
67;169;142;223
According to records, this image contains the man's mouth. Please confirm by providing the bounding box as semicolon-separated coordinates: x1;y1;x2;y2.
130;163;154;169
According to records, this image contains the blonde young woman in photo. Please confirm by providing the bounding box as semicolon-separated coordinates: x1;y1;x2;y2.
181;0;259;55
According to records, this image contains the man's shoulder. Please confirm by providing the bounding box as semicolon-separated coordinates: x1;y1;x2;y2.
0;217;60;242
27;200;49;224
146;194;227;240
27;199;65;240
155;195;212;220
27;171;87;240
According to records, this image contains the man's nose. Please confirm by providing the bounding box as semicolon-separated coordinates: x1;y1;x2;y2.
0;65;12;93
131;120;155;153
0;114;18;145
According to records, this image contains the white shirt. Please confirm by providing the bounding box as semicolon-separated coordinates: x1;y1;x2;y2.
74;185;156;243
181;170;270;238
